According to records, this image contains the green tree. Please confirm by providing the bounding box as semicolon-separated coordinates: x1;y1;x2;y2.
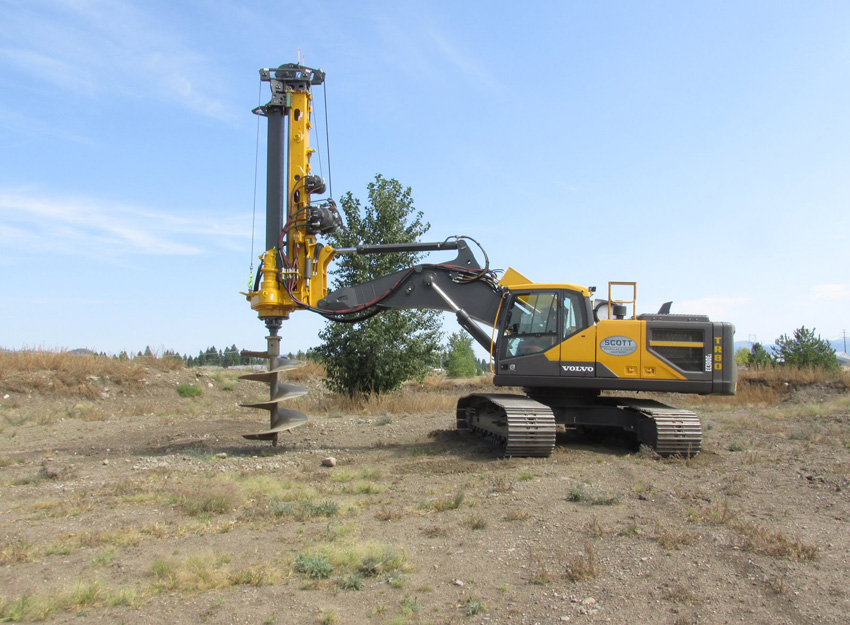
734;347;750;366
773;326;839;371
315;175;442;396
445;331;479;378
747;342;772;368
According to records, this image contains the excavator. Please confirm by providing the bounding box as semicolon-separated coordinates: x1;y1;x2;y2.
240;64;736;458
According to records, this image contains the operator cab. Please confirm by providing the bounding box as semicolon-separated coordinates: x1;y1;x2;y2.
500;287;591;360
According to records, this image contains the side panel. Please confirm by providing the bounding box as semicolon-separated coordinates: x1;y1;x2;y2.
595;320;642;379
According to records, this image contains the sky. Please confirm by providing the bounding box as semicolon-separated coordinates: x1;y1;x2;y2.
1;0;849;358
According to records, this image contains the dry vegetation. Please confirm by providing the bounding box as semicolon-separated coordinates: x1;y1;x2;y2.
0;351;848;623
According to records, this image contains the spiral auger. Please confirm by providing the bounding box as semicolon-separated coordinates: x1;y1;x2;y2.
239;318;308;446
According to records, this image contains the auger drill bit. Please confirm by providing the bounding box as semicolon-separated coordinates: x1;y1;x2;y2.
240;318;308;446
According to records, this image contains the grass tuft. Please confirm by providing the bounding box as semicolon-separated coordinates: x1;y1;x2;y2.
176;383;203;398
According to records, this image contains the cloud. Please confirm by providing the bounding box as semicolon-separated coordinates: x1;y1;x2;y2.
813;284;850;300
0;189;248;258
0;0;236;122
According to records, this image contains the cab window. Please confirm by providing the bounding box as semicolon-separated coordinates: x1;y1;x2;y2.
562;290;588;340
502;292;559;358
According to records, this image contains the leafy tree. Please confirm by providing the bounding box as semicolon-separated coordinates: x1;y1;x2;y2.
773;326;839;371
734;347;750;366
747;342;772;368
315;175;442;396
445;331;479;378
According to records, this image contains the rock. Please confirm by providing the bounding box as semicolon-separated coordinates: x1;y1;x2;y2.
102;459;109;466
453;579;464;586
215;452;228;459
321;457;337;467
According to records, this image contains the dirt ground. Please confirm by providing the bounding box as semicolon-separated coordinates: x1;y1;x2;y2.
1;366;849;624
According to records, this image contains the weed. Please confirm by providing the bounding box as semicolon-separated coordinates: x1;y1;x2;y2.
400;595;422;615
690;498;736;525
728;440;747;452
376;506;404;521
504;508;530;522
376;415;393;426
466;514;488;530
562;542;598;582
463;596;484;616
422;525;447;538
518;471;535;481
582;516;607;537
732;521;819;561
527;552;551;585
567;484;621;505
294;553;334;579
172;481;244;516
321;611;338;625
488;475;515;492
431;490;465;511
0;538;35;564
177;383;203;398
662;583;701;603
340;574;365;591
656;526;699;550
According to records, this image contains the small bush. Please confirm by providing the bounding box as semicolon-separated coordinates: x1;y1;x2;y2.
177;383;203;398
293;553;333;579
340;574;364;591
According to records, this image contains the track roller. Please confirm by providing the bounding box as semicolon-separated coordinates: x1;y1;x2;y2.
239;318;308;446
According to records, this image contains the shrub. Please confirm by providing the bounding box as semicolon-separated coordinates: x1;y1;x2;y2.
176;383;203;398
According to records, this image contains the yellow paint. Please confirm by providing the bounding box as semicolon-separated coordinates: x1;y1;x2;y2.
557;326;597;362
649;341;705;348
498;267;532;288
247;84;331;317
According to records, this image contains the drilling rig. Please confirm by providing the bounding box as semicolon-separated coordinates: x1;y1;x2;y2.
241;63;736;455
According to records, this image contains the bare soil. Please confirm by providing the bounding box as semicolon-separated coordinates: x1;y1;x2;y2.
1;366;849;624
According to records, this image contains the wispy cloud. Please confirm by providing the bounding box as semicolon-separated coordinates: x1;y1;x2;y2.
0;189;248;258
0;0;236;122
813;283;850;300
371;11;502;93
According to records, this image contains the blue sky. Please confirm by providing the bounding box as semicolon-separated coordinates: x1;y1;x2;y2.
1;0;848;357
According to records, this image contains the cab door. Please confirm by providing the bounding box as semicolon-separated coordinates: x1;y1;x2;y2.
558;289;597;378
496;291;562;379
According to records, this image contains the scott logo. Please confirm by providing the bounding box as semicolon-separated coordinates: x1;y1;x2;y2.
600;336;638;356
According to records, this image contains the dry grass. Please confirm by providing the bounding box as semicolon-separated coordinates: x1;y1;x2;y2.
0;350;188;397
731;521;819;561
655;525;699;550
689;499;819;561
731;367;849;405
562;542;598;582
152;551;279;591
662;583;701;604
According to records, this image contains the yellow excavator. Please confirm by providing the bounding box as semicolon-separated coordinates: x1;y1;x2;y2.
241;64;736;457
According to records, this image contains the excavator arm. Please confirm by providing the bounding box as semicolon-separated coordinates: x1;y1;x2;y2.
317;238;504;351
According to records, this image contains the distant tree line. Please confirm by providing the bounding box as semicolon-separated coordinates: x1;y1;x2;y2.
101;344;320;368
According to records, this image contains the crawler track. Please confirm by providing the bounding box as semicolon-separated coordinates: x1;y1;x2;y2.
619;399;703;456
457;394;556;457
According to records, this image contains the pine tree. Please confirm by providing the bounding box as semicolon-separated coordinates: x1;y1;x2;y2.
315;175;442;396
747;343;772;368
773;326;839;371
